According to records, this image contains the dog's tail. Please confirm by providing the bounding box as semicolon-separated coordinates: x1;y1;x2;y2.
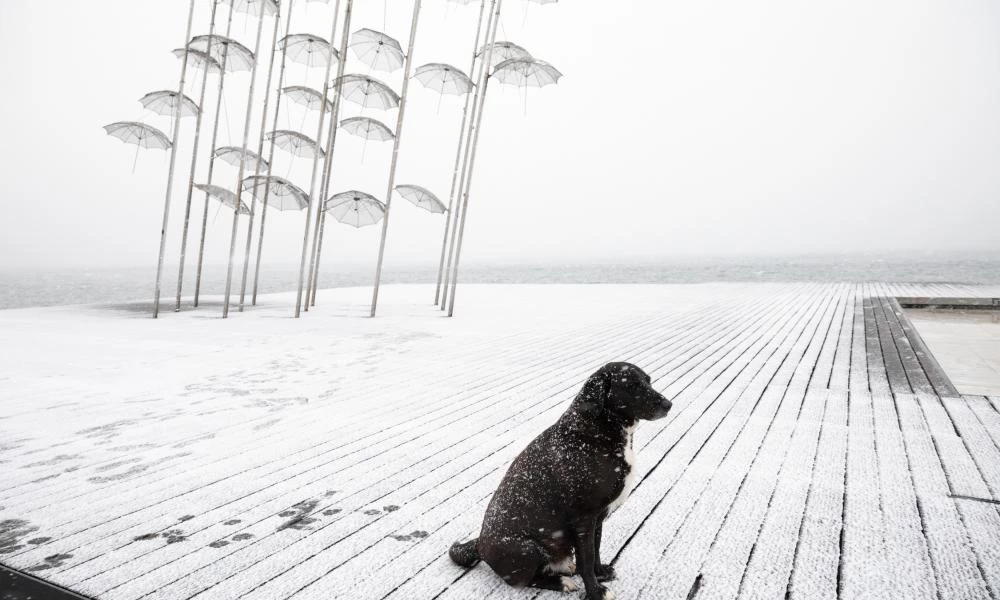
448;538;480;567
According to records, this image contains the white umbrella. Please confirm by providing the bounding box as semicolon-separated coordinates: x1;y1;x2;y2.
103;121;172;173
188;35;256;72
277;33;338;68
214;146;269;172
266;130;326;159
194;183;250;215
242;175;309;211
396;184;446;214
478;40;532;69
350;28;405;73
324;190;386;228
333;74;400;111
283;85;336;113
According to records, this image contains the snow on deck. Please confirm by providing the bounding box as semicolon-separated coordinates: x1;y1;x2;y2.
2;283;1000;600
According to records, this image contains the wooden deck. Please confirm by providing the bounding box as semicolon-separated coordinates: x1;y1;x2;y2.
2;283;1000;600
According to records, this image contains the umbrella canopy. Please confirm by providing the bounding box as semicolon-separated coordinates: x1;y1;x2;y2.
173;48;221;74
242;175;309;211
189;35;256;72
492;58;563;88
220;0;279;17
340;116;395;142
413;63;474;96
265;130;325;159
140;90;200;118
350;28;405;73
278;34;338;68
333;74;400;110
282;85;335;113
478;41;532;70
324;190;386;228
214;146;269;172
103;122;172;150
194;183;251;215
396;184;446;214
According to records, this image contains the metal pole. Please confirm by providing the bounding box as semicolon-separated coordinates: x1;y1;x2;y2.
194;8;237;307
447;0;504;317
307;0;355;308
433;0;487;306
152;0;198;318
237;0;284;311
293;0;344;318
369;0;424;318
441;0;497;310
175;0;222;312
250;0;297;306
222;0;270;318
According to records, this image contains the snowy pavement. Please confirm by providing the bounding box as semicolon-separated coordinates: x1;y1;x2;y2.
2;283;1000;600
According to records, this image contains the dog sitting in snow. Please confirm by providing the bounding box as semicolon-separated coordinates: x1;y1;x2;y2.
449;362;672;600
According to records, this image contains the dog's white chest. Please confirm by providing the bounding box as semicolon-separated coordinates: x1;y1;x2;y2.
608;424;637;513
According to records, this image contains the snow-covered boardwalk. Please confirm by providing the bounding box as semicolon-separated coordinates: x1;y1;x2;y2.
2;283;1000;600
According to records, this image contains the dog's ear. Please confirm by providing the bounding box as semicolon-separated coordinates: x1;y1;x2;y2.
576;364;615;416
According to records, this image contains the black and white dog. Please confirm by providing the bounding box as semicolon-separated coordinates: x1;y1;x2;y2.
449;362;672;600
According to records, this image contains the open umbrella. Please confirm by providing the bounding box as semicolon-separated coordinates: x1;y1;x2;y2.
221;0;279;16
194;183;250;215
266;130;326;159
414;63;474;96
333;74;400;111
324;190;386;228
492;57;563;87
104;121;172;173
140;90;200;118
215;146;269;172
340;116;394;162
189;35;256;72
350;28;405;73
173;48;221;74
396;184;446;214
242;175;309;211
283;85;336;113
277;33;337;68
478;40;532;69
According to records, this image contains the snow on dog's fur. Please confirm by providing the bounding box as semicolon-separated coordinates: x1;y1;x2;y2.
449;362;672;600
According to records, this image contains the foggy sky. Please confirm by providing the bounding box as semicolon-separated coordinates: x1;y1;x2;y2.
1;0;998;272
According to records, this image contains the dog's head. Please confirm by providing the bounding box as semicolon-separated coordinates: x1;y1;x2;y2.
575;362;672;422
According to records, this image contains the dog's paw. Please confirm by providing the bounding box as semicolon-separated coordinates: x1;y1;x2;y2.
595;564;617;582
582;585;615;600
560;577;579;592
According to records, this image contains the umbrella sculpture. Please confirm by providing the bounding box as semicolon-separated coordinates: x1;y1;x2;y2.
340;115;393;162
283;85;336;117
139;90;200;118
414;62;474;113
277;33;335;68
492;57;563;115
223;0;279;16
477;40;531;69
151;0;197;318
242;175;309;211
194;183;251;215
325;191;386;228
350;28;405;73
396;184;447;214
214;146;270;172
175;0;224;312
368;0;423;317
266;130;326;158
249;0;303;307
294;0;347;317
173;48;222;74
333;74;400;111
188;35;256;72
439;0;496;308
103;122;172;173
221;0;273;318
304;0;356;309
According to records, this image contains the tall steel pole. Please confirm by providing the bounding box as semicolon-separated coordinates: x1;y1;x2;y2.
152;0;198;318
307;0;355;308
175;0;222;312
293;0;344;317
441;0;498;310
250;0;297;306
194;8;237;307
446;0;504;317
237;0;285;311
433;0;487;306
222;0;271;318
369;0;424;318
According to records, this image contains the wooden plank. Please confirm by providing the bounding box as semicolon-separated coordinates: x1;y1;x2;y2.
848;286;868;395
874;292;935;395
966;395;1000;450
862;287;890;395
869;289;910;394
889;298;961;397
828;286;855;393
788;391;848;600
942;397;1000;497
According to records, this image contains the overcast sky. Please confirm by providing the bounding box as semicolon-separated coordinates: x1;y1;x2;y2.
1;0;998;272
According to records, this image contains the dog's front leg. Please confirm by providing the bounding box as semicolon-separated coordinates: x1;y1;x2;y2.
573;517;614;600
593;517;616;582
